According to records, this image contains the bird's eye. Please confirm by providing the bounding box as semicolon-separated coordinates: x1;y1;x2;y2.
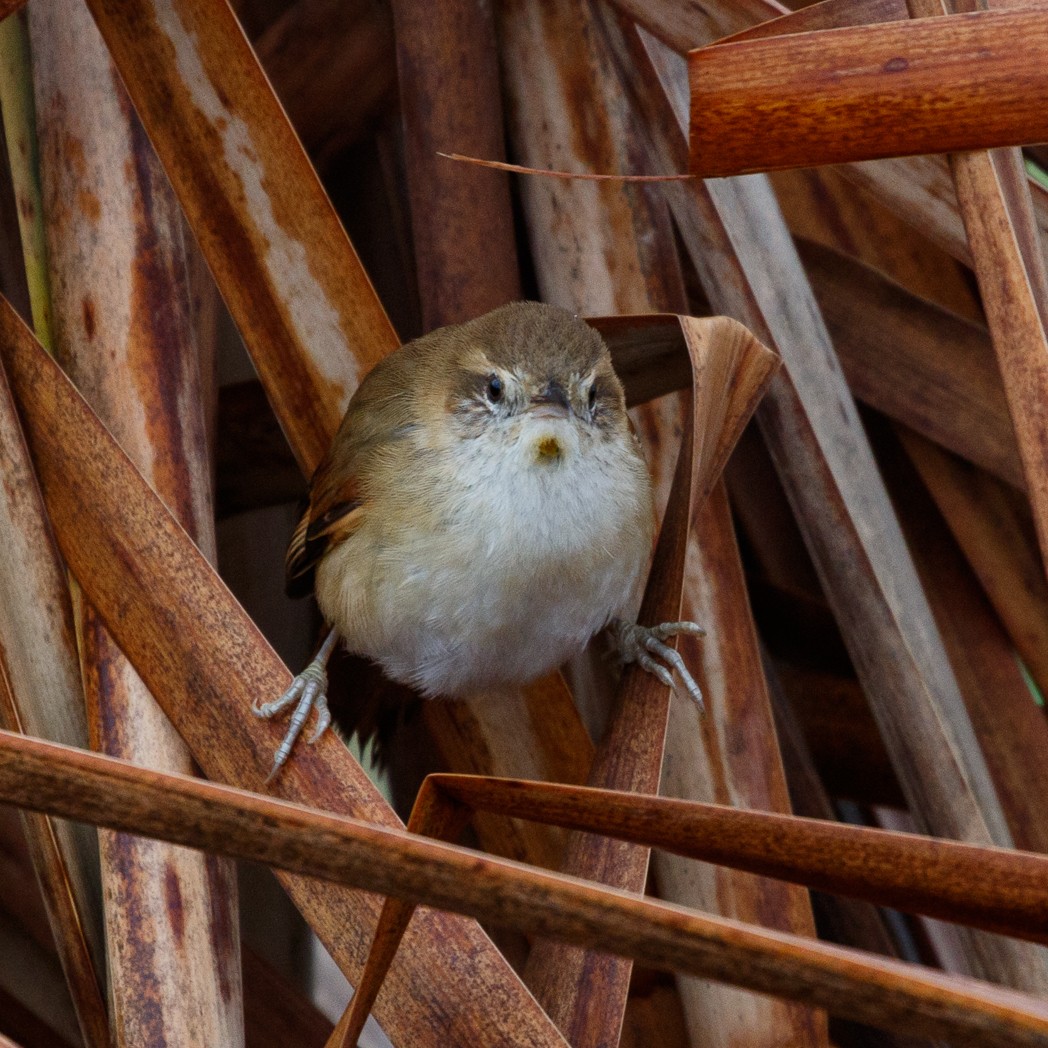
588;382;598;410
486;375;504;403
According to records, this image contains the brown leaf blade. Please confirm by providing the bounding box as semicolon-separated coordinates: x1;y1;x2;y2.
0;318;106;1048
85;0;398;473
391;0;520;327
902;435;1048;750
689;9;1048;176
946;147;1048;576
254;0;395;159
799;238;1023;489
29;1;242;1040
885;429;1048;857
606;0;788;52
423;774;1048;942
4;728;1048;1047
0;699;106;1048
656;479;827;1047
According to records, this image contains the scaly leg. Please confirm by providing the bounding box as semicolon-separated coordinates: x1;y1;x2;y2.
611;619;706;710
253;628;338;778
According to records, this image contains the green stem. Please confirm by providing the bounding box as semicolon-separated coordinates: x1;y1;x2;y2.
1024;155;1048;195
0;10;53;352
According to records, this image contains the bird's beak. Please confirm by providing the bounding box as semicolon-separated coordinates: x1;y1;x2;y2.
529;381;572;420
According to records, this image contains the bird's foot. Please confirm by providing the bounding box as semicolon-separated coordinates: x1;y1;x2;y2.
253;631;337;779
611;619;706;710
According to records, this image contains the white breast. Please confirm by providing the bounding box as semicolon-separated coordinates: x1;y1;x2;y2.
315;417;653;697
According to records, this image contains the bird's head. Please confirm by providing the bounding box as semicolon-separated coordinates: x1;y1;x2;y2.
433;302;630;468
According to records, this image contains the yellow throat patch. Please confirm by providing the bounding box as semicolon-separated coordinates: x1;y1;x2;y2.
535;435;563;462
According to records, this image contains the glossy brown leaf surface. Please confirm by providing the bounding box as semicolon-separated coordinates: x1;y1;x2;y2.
429;774;1048;942
689;9;1048;176
4;727;1048;1048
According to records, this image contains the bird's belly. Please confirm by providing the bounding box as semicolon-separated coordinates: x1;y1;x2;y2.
316;433;653;697
385;549;627;694
317;526;640;697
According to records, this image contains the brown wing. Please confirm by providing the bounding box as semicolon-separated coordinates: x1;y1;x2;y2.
284;474;366;598
285;329;430;597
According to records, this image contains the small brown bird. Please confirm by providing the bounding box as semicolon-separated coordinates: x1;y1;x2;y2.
255;302;703;774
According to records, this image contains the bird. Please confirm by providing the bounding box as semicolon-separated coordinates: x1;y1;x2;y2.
254;301;704;776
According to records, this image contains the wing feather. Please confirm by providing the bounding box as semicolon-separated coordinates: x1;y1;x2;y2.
284;485;365;598
284;328;435;598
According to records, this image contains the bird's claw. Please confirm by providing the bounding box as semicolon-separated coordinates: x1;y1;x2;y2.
254;646;334;779
612;619;705;710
